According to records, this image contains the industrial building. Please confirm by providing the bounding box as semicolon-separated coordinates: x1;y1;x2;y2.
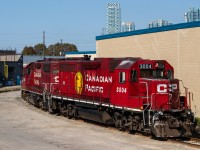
0;50;22;85
0;52;65;86
22;55;65;66
96;21;200;117
65;51;96;60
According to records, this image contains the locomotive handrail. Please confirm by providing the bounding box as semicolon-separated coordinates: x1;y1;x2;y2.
179;80;188;96
179;80;193;109
42;83;50;91
139;82;150;105
139;81;151;127
108;77;115;104
50;83;59;93
188;92;193;109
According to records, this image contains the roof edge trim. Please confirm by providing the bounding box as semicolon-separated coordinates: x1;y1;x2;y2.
96;22;200;41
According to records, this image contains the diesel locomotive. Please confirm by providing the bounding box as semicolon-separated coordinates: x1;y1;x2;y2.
21;56;195;138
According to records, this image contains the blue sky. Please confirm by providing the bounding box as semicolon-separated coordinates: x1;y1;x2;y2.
0;0;199;53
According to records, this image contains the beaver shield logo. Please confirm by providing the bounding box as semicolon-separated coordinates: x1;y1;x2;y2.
75;72;83;94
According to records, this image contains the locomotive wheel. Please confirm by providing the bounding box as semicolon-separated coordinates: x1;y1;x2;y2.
72;106;79;119
60;104;67;117
127;115;134;131
114;112;126;130
66;104;73;119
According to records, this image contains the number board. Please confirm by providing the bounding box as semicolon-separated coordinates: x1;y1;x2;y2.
139;64;152;69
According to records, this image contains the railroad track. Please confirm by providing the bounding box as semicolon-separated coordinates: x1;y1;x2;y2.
182;137;200;147
68;117;200;148
74;118;200;148
171;137;200;148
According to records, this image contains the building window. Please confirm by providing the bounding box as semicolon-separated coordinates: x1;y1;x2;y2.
8;67;14;73
119;72;125;83
26;68;31;75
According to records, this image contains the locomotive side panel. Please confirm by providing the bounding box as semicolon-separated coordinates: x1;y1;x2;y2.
50;62;60;94
58;60;116;103
59;62;79;98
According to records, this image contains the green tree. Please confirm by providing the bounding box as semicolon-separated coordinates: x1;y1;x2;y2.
21;46;36;55
34;43;46;55
21;42;78;56
47;43;78;56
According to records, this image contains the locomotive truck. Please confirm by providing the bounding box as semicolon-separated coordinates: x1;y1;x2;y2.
21;56;195;138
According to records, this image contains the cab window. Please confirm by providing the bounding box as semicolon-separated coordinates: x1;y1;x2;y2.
131;70;137;82
119;72;126;83
167;70;173;79
43;63;50;72
26;68;31;75
140;69;173;79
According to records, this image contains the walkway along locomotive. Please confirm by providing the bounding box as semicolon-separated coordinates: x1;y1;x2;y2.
21;56;195;138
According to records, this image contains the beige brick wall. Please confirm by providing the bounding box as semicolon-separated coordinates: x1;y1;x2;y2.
97;27;200;117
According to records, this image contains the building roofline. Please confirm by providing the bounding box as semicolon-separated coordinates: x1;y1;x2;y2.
65;51;96;55
96;21;200;41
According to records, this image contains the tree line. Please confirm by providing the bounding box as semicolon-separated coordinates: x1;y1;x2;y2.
22;42;78;56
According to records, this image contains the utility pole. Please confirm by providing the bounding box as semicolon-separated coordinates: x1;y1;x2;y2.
43;31;45;59
61;39;63;56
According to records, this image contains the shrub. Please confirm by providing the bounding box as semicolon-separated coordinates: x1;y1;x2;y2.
195;117;200;126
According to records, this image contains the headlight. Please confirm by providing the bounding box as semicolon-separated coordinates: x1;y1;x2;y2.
158;111;163;116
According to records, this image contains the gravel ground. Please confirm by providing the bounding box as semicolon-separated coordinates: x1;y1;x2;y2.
0;91;198;150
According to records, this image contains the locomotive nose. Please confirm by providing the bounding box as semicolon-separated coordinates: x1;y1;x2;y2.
152;79;180;110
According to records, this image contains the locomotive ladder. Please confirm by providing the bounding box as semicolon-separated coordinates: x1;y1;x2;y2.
140;82;152;127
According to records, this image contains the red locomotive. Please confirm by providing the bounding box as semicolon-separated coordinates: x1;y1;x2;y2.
21;56;195;138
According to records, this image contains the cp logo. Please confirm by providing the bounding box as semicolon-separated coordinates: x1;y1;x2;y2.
157;84;167;93
54;76;59;83
157;84;177;93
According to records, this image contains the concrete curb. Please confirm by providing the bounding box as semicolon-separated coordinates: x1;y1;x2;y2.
0;86;21;93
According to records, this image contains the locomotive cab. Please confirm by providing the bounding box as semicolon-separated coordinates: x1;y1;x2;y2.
137;60;189;111
138;60;177;110
111;59;182;111
135;60;194;137
111;59;194;137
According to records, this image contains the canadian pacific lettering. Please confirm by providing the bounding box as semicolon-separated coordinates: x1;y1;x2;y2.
34;79;39;85
34;72;41;78
85;84;103;93
85;74;112;83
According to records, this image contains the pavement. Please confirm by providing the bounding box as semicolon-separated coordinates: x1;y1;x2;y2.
0;91;199;150
0;85;21;93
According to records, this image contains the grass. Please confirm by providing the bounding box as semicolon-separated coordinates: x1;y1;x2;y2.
195;117;200;126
